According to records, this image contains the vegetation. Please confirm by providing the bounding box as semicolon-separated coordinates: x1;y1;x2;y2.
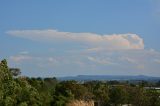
0;59;160;106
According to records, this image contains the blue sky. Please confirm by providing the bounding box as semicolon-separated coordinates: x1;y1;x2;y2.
0;0;160;77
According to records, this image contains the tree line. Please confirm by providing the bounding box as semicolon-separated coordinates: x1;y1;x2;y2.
0;59;160;106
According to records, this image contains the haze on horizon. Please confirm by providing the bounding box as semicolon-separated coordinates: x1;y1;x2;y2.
0;0;160;77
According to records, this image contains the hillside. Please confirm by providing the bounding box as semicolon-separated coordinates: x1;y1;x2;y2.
58;75;160;81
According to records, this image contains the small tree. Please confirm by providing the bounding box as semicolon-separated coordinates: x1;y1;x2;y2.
109;86;127;106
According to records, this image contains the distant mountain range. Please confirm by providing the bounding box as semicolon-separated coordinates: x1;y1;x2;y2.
58;75;160;81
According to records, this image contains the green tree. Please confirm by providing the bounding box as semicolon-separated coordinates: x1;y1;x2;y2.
145;89;160;106
51;82;74;106
0;59;43;106
128;87;148;106
109;86;127;106
93;82;109;106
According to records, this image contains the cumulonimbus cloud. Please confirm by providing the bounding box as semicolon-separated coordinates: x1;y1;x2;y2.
6;29;144;50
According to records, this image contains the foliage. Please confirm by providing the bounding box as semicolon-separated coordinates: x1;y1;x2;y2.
0;59;42;106
109;86;127;105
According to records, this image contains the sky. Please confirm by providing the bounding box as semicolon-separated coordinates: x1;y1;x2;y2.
0;0;160;77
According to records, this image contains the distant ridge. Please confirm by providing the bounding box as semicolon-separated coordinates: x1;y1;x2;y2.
58;75;160;81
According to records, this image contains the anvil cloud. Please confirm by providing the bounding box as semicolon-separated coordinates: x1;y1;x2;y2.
7;29;144;50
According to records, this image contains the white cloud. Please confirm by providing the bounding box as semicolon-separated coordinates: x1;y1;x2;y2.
136;65;145;70
9;55;60;68
7;29;160;76
6;29;144;50
48;57;59;64
119;56;136;64
154;59;160;64
87;56;111;64
10;55;32;62
19;51;29;55
8;48;160;77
